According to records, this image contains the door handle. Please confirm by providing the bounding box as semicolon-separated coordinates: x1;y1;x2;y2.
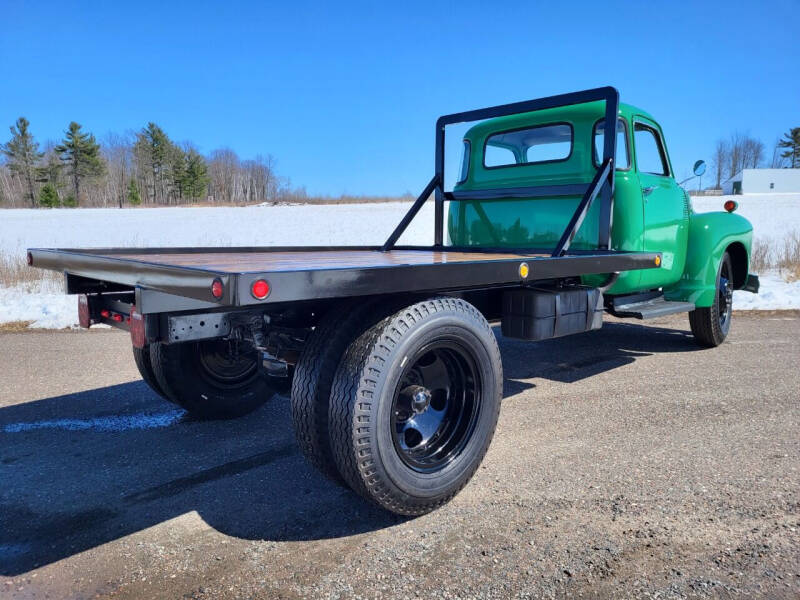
642;186;656;196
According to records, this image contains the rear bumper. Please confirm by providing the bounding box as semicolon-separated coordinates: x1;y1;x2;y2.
742;274;760;294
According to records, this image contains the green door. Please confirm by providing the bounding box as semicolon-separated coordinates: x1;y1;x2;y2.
634;117;688;289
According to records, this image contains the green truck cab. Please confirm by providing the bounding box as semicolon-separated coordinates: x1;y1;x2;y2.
448;97;758;345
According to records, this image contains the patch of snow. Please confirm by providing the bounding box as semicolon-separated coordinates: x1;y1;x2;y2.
733;271;800;310
2;409;185;433
0;281;79;328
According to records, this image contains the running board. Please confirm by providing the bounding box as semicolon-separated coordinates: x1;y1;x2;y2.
609;296;695;319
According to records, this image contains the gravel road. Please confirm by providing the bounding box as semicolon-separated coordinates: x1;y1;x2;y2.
1;313;798;599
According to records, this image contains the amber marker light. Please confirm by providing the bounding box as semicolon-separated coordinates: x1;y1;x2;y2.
519;262;529;279
654;256;662;267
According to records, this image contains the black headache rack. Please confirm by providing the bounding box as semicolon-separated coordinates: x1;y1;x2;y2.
27;87;660;316
383;86;620;255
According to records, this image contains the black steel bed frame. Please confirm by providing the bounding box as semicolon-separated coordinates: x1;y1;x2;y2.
382;86;619;255
29;87;662;314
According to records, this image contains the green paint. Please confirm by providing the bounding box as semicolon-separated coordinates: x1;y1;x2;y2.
446;101;753;304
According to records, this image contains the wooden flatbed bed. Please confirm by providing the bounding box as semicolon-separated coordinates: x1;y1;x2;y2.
28;245;661;311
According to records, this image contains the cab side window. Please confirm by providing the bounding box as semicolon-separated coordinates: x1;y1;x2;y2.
593;118;630;169
634;123;669;176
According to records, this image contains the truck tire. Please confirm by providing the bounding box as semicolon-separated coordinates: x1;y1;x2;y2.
132;345;167;399
689;252;733;348
328;297;503;515
149;339;275;419
291;299;382;483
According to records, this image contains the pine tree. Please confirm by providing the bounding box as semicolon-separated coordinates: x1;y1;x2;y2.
182;149;210;200
1;117;43;207
38;183;60;207
55;122;104;205
127;179;141;206
778;127;800;168
134;123;172;203
168;144;187;202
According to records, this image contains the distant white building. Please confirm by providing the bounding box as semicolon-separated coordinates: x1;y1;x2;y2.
722;168;800;195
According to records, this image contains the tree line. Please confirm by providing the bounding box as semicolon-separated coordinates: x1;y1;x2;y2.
0;117;285;208
4;116;799;207
709;127;800;190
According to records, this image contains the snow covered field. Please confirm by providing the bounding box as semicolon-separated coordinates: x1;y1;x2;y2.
1;194;798;328
691;193;800;242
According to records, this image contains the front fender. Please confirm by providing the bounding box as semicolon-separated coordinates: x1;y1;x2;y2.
664;211;752;307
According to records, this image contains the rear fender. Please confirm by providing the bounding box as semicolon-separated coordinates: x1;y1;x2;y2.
664;211;752;307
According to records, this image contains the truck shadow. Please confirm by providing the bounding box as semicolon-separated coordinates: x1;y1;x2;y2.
500;320;698;396
0;320;698;575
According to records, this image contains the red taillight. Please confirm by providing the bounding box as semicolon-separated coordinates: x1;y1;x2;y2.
211;278;224;300
130;306;146;349
100;309;110;318
723;200;737;213
251;279;270;300
78;295;91;328
112;313;123;322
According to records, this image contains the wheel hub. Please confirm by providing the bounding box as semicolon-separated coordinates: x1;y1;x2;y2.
390;343;481;473
197;339;258;387
406;385;432;414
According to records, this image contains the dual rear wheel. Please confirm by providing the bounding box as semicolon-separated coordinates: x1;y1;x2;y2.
134;338;275;419
292;297;503;515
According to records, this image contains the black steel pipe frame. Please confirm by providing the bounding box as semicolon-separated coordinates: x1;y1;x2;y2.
551;157;613;257
382;175;439;251
29;245;660;312
384;86;619;252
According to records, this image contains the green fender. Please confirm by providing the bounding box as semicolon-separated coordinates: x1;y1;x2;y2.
664;211;753;307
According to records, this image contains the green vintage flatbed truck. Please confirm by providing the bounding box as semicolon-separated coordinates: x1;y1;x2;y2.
28;87;758;515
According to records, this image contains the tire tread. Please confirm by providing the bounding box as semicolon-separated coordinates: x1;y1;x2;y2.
328;297;502;515
290;299;382;482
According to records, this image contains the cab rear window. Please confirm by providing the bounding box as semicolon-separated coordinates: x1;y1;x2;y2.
484;123;572;168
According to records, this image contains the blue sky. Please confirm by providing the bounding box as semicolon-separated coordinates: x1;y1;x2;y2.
1;0;798;195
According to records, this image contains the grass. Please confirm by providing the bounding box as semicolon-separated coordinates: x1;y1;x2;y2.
750;230;800;281
0;320;34;332
0;254;62;288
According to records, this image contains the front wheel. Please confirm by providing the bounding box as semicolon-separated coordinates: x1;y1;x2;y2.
328;297;503;516
689;252;734;347
150;339;275;419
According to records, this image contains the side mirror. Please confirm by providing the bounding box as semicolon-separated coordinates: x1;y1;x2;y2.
693;160;706;177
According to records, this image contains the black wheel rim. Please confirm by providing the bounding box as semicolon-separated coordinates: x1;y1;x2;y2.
390;341;481;473
197;339;258;388
718;261;733;331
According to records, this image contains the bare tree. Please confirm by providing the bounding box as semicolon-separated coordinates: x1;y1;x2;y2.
102;132;134;208
728;132;744;178
741;136;765;169
711;139;729;189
